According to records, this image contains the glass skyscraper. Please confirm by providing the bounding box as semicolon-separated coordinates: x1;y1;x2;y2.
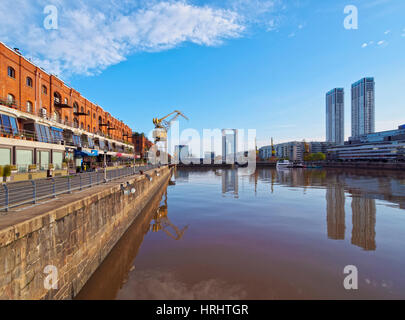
326;88;345;145
351;77;375;137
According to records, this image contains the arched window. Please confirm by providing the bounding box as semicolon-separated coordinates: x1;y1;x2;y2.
64;98;68;104
80;122;84;129
26;101;33;113
73;102;78;113
65;116;69;124
42;85;47;95
93;127;96;133
98;116;102;125
81;106;84;113
26;77;33;87
7;67;15;78
73;118;79;128
87;125;90;132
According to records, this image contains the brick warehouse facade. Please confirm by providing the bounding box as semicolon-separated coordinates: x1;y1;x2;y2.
0;41;134;174
132;132;154;160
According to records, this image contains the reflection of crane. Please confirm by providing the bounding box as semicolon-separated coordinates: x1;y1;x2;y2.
151;192;188;240
153;110;189;143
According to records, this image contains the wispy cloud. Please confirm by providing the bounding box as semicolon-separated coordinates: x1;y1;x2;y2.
0;0;264;77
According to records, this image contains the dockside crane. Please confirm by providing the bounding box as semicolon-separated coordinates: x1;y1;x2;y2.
153;110;189;143
152;110;188;163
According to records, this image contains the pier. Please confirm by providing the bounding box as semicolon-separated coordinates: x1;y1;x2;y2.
0;165;173;300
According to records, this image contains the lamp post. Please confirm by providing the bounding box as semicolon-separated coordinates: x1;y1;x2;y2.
104;151;107;182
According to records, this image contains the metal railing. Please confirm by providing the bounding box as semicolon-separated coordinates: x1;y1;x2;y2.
0;164;159;212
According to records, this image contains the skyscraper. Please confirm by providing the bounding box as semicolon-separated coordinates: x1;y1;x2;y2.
326;88;345;145
222;129;238;163
351;77;375;137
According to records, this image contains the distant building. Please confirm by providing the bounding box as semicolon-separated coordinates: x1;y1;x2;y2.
132;133;153;160
328;125;405;161
351;77;375;137
259;141;332;161
222;129;238;163
175;145;190;163
326;88;344;145
204;151;215;163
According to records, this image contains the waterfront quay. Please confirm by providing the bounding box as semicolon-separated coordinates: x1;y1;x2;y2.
0;165;173;299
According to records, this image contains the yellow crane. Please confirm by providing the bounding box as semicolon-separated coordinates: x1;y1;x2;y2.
153;110;189;143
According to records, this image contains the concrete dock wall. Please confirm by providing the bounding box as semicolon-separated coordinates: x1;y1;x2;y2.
0;166;172;300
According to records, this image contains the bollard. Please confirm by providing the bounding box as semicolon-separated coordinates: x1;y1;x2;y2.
52;178;56;198
80;175;82;190
68;176;72;193
3;184;9;212
31;180;36;204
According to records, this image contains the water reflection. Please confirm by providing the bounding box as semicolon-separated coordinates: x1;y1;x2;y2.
150;192;189;240
221;170;239;198
78;167;405;299
351;196;376;251
326;180;346;240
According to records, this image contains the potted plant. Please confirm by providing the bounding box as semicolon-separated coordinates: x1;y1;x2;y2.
10;165;17;173
62;160;68;169
28;164;37;172
48;163;54;170
3;165;12;182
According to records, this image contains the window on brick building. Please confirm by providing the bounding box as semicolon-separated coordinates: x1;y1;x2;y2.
87;125;90;132
26;101;33;113
26;77;33;87
81;106;84;113
7;67;15;79
42;85;47;95
73;118;79;128
7;94;15;104
54;92;61;104
73;103;78;113
65;116;69;124
64;98;68;104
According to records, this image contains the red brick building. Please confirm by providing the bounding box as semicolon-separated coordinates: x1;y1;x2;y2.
132;132;153;160
0;41;134;172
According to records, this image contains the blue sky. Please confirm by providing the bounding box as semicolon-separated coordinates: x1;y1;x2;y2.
1;0;404;146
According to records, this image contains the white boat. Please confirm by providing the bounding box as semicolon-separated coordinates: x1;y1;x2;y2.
276;160;292;169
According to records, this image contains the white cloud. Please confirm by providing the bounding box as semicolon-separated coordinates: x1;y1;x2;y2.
288;32;295;38
384;30;391;35
377;40;388;47
361;43;368;48
0;0;248;77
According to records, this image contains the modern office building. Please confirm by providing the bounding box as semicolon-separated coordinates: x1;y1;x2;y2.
351;77;375;137
222;129;238;163
326;88;344;145
327;124;405;161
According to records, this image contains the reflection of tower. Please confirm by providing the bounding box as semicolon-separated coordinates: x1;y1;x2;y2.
174;169;189;182
351;196;376;251
222;169;239;198
326;185;346;240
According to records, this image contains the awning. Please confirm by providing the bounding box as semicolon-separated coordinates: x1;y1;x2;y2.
74;149;99;157
51;126;63;132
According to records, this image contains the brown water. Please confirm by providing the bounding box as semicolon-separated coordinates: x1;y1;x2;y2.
77;168;405;300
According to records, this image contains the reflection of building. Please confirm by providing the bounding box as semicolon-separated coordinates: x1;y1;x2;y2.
351;77;375;138
326;185;346;240
222;169;238;198
204;151;215;164
326;88;345;145
174;169;189;182
222;129;238;163
351;196;376;251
